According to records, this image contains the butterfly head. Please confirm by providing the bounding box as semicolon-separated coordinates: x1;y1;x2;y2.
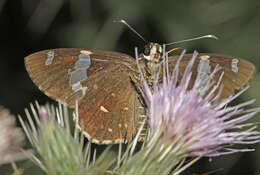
142;42;163;62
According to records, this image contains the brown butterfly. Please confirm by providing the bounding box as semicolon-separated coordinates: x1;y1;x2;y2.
24;45;255;144
24;21;256;144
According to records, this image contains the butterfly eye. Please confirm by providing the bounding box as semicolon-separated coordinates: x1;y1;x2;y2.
144;45;151;56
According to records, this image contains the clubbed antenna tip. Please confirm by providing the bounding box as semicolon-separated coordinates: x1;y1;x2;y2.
113;18;147;43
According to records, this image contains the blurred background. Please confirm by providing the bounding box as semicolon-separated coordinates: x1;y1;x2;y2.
0;0;260;174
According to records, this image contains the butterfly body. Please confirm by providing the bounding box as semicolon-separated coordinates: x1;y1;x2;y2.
25;43;255;144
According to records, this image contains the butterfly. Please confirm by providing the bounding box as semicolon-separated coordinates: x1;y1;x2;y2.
24;40;255;144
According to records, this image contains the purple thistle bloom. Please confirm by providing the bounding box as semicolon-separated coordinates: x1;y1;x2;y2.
39;107;51;121
38;106;57;125
136;47;260;157
0;107;32;164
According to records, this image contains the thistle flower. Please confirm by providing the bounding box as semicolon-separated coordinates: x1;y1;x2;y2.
0;107;32;164
19;103;118;175
138;48;260;157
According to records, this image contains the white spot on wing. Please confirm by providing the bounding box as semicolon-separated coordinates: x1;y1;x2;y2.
71;82;88;96
231;59;239;73
45;51;55;65
80;50;93;55
100;106;109;113
93;84;98;90
72;82;82;91
70;69;87;85
197;55;211;94
69;50;92;99
75;54;91;68
199;55;210;60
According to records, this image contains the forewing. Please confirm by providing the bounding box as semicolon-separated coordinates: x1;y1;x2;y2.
25;48;136;107
168;53;256;100
25;48;146;144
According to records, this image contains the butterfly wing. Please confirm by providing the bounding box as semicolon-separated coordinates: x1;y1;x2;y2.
25;48;145;144
168;53;256;100
76;66;145;144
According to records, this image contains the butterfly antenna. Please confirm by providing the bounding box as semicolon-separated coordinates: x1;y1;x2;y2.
113;18;148;43
165;34;218;46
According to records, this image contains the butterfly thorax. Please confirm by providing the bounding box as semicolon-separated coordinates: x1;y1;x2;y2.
135;42;164;86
